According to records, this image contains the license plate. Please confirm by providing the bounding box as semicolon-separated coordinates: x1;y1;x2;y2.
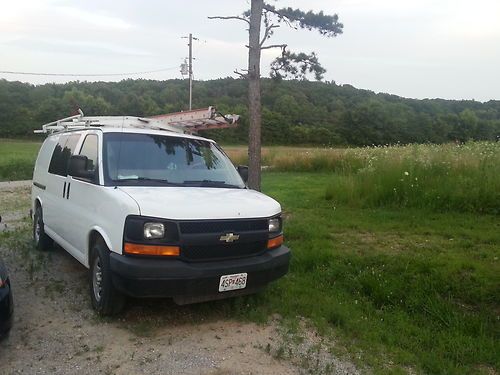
219;273;247;292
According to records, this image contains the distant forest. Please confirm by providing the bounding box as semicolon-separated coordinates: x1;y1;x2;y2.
1;78;499;146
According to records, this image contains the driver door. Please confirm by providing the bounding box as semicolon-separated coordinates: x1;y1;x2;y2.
64;132;102;265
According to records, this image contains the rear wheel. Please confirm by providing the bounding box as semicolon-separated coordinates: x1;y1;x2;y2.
33;206;53;251
89;239;125;315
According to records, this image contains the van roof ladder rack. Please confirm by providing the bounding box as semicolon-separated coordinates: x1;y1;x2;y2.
35;106;239;135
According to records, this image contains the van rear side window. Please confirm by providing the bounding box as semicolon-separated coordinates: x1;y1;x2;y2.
48;134;81;176
79;134;98;174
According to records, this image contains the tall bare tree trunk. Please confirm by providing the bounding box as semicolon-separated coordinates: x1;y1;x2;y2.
247;0;263;191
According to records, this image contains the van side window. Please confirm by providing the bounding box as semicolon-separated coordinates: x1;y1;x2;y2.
48;134;81;176
79;134;98;173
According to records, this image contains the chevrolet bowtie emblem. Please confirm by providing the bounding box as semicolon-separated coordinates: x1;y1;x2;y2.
220;233;240;243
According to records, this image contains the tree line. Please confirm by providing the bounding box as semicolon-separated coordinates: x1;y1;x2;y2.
0;78;499;146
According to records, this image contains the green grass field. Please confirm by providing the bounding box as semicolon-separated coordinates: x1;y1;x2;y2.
0;139;41;181
1;139;498;374
260;172;499;374
226;142;500;215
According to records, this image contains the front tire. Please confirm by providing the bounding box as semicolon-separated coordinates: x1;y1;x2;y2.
89;240;125;315
33;206;53;251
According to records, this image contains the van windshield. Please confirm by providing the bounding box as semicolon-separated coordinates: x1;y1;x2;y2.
103;133;245;188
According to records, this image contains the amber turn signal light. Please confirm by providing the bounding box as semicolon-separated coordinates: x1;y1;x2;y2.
267;235;284;249
124;243;180;256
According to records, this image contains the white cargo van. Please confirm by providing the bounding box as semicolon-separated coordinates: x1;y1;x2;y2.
31;110;290;315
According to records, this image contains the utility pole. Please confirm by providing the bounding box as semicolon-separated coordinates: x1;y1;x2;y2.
188;33;193;110
182;33;198;110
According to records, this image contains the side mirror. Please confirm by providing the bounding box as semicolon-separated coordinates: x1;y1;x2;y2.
237;165;248;183
68;155;95;181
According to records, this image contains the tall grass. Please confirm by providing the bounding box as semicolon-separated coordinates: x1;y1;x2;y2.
225;146;365;173
323;143;500;214
225;142;500;214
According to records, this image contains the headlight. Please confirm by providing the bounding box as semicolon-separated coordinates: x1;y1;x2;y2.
144;222;165;239
268;217;281;232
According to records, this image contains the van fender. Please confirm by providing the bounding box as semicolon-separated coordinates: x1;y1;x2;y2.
88;226;114;266
34;195;43;210
32;195;45;220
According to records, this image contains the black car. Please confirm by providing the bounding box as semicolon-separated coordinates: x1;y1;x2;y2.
0;257;13;338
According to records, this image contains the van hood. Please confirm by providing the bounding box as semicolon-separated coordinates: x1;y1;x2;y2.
118;187;281;220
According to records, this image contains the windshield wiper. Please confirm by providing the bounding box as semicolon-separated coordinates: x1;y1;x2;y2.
114;177;181;186
182;180;241;188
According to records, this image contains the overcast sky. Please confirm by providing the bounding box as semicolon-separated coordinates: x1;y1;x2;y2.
1;0;499;101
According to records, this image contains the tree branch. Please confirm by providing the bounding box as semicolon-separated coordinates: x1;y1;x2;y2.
260;24;280;46
270;50;326;81
262;5;295;28
207;15;250;25
234;69;249;79
262;4;343;37
261;44;287;50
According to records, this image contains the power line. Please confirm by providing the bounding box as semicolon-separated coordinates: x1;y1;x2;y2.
0;66;180;77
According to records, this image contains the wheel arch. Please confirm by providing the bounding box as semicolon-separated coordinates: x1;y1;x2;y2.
87;227;113;267
32;196;43;221
34;196;43;210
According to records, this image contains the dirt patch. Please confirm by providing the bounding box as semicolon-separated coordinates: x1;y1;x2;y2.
0;183;361;375
0;183;31;233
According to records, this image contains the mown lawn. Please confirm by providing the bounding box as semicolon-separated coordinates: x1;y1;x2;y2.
254;172;499;375
0;138;41;181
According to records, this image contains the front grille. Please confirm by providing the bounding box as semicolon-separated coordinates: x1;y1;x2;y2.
179;218;270;261
182;241;267;261
179;219;268;234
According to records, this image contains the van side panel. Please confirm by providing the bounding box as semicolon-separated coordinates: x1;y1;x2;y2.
31;135;59;213
69;186;140;267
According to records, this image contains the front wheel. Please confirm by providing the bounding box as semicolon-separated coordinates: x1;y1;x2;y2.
33;206;53;251
89;240;125;315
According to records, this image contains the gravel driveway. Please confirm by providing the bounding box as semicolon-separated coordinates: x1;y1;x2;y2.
0;183;361;375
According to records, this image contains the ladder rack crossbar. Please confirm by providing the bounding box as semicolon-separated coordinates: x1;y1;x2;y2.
35;107;239;135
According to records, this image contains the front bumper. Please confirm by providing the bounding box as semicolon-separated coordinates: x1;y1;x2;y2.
0;282;13;337
109;245;291;304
